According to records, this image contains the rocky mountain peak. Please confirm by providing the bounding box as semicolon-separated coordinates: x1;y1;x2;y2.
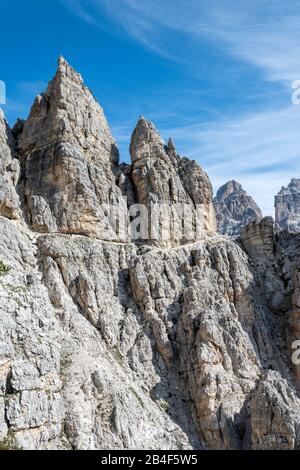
2;58;300;451
15;57;124;238
275;178;300;233
3;59;217;244
290;178;300;189
129;116;216;241
56;55;84;86
216;180;242;198
19;56;118;165
130;116;166;163
214;180;262;237
278;178;300;195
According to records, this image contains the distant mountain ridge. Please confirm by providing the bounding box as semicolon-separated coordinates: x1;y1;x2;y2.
275;178;300;233
213;180;262;237
214;178;300;237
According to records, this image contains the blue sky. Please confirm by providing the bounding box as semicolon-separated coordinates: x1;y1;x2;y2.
1;0;300;214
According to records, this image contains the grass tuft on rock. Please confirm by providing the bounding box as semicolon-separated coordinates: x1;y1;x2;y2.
112;345;124;366
0;430;19;450
0;260;10;277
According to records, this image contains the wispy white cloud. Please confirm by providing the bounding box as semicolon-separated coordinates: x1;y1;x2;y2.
2;99;30;118
17;80;47;94
162;104;300;215
65;0;300;84
110;102;300;216
2;80;48;124
61;0;99;26
204;10;300;83
62;0;300;215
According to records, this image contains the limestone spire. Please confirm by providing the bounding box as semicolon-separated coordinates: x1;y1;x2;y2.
19;57;118;164
130;116;165;163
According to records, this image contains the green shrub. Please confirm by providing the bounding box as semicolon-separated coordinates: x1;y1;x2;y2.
0;431;19;450
0;260;10;276
160;400;170;413
130;387;144;408
112;345;124;366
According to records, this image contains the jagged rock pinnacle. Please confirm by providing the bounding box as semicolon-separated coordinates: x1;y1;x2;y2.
167;137;175;150
19;56;117;164
275;178;300;232
55;55;84;86
58;55;67;66
16;57;125;238
166;137;177;158
1;58;300;451
130;117;165;163
129;116;216;238
214;180;262;237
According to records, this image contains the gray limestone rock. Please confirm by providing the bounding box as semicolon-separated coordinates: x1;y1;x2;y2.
250;371;300;450
275;178;300;233
0;110;21;220
214;180;262;237
0;58;300;451
130;117;216;245
18;57;127;241
0;216;62;450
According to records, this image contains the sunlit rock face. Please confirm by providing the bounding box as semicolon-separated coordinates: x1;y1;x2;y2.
130;117;216;246
15;58;216;245
275;179;300;233
0;110;20;220
17;57;127;240
1;58;300;450
214;180;262;237
19;56;119;164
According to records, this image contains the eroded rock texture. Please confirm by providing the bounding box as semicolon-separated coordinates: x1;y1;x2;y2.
1;58;300;450
275;179;300;233
0;217;62;449
214;180;262;237
129;117;216;245
0;110;20;220
18;57;126;241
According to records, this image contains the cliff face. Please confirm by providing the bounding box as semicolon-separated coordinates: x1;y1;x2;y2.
17;57;126;241
130;118;216;245
0;58;300;450
275;179;300;233
214;180;262;237
0;110;20;220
